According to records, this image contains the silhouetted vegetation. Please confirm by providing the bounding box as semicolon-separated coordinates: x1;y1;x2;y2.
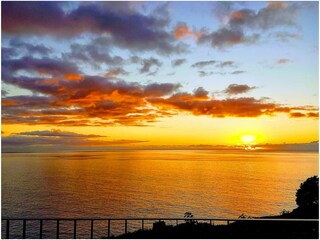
296;176;319;208
116;176;319;239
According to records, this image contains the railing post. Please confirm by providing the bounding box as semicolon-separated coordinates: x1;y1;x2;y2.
74;220;77;239
125;220;128;234
91;220;94;239
56;220;60;239
22;220;26;239
141;220;144;230
210;220;212;225
227;220;230;225
107;220;110;239
6;219;9;239
176;220;178;225
40;220;43;239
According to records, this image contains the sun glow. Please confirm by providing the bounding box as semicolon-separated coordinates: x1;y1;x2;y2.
241;135;256;144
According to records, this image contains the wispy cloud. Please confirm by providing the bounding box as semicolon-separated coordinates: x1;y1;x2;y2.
276;58;292;64
171;58;186;67
192;60;216;68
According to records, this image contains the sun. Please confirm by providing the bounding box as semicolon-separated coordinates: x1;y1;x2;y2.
241;135;256;144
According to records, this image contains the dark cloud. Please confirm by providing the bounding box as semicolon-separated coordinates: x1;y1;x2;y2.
1;89;8;96
201;2;299;49
217;61;236;68
231;70;246;75
139;58;162;74
199;28;259;49
2;56;79;79
10;38;51;56
63;43;124;67
224;84;256;95
193;87;209;98
105;68;129;78
198;71;214;77
17;130;104;138
2;129;147;148
144;83;180;97
228;3;298;30
2;47;18;59
2;2;186;55
171;58;186;67
192;60;216;68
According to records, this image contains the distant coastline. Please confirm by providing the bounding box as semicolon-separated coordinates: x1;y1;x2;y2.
2;141;319;153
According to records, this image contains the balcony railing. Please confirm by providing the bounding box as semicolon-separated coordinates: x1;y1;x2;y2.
2;217;318;239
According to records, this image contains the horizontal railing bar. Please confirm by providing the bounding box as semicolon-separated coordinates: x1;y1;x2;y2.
1;217;318;222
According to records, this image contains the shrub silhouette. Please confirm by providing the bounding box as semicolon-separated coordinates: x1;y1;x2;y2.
296;175;319;208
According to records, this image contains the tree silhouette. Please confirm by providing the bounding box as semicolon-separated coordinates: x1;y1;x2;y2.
296;176;319;208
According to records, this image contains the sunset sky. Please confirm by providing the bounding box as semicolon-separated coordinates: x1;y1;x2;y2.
1;1;319;151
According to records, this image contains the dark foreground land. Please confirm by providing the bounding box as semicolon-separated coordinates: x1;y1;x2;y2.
116;207;318;239
117;176;319;239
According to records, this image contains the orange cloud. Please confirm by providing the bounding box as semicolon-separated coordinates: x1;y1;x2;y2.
2;99;18;106
267;2;288;9
65;73;84;81
173;23;193;39
230;11;246;22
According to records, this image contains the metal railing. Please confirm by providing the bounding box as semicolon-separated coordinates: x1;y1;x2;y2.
2;217;318;239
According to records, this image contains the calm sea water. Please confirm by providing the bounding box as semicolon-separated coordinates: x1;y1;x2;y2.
2;150;318;237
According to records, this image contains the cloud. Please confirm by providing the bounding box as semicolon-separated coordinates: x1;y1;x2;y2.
2;56;79;79
63;42;124;67
2;2;186;55
271;31;302;42
144;83;180;97
2;129;147;149
193;87;209;98
216;61;236;68
17;130;104;138
212;1;239;24
231;70;246;75
173;22;193;39
199;28;259;49
9;38;51;56
228;3;298;30
147;94;318;118
192;60;216;68
224;84;257;95
171;58;186;67
105;68;129;78
139;58;162;74
199;71;214;77
2;55;317;127
2;56;181;126
200;2;299;49
276;58;292;64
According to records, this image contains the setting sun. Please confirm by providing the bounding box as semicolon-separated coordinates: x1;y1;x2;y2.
241;135;256;144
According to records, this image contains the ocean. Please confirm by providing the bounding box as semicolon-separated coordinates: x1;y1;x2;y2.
2;150;318;238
